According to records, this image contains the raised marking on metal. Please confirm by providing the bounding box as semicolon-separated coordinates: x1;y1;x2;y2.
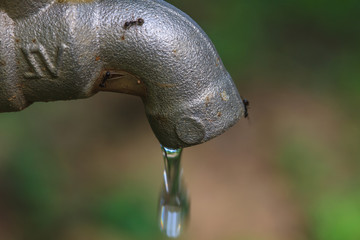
21;42;67;79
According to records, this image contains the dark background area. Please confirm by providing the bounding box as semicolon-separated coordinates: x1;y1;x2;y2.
1;0;360;239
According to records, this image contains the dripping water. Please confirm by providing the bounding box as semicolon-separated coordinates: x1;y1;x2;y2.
158;146;190;238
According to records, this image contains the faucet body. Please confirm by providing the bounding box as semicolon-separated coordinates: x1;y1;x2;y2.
0;0;245;148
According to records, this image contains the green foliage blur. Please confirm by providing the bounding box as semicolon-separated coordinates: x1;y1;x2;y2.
0;0;360;239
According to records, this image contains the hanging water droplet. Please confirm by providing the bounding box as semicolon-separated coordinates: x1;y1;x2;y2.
158;146;190;238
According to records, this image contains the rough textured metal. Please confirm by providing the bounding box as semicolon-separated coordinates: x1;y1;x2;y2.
0;0;245;148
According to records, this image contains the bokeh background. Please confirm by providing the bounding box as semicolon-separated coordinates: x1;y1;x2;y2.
1;0;360;239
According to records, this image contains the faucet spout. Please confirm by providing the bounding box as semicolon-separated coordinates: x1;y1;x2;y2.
0;0;245;148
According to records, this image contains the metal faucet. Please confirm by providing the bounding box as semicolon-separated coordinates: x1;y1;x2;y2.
0;0;245;148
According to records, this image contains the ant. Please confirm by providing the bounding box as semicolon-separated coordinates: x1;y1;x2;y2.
99;71;111;88
124;18;144;29
243;98;250;118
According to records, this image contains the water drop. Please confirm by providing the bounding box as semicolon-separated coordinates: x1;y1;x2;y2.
158;146;190;238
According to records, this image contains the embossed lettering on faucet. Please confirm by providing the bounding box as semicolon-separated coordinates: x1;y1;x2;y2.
21;43;67;79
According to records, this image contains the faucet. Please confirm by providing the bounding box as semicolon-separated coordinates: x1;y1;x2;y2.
0;0;245;148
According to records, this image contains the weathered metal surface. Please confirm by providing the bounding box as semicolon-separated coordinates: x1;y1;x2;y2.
0;0;245;148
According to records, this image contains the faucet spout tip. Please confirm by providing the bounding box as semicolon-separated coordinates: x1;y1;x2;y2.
146;74;245;149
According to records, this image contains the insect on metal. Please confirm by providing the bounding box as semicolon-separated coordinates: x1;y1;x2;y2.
124;18;145;29
99;71;111;88
243;98;249;118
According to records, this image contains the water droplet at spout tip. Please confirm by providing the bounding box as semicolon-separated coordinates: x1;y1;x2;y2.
159;205;184;238
158;144;189;238
158;203;190;239
161;145;183;156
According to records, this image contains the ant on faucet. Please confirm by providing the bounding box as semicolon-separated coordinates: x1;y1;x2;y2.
99;71;111;88
243;98;250;118
124;18;144;29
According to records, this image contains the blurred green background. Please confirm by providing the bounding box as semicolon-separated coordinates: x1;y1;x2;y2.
1;0;360;239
